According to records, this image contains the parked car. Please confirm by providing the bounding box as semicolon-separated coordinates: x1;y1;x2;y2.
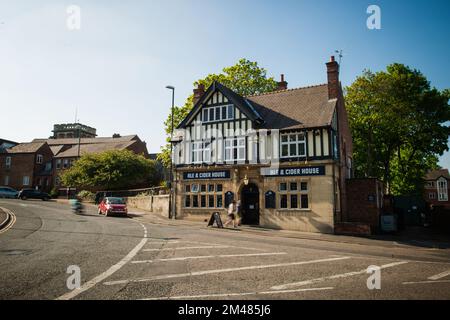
0;186;19;199
18;189;51;201
98;197;128;217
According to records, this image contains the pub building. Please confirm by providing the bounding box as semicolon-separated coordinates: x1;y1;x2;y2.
172;56;353;234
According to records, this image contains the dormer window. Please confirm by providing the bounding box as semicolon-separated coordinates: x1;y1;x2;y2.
202;105;234;123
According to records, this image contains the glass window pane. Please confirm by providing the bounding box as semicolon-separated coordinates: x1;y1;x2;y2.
201;184;206;192
215;107;221;120
298;142;306;156
184;195;191;207
281;135;288;143
301;182;308;191
279;183;287;191
192;195;199;207
203;109;209;122
289;143;297;156
282;145;289;157
291;195;298;209
222;106;227;119
191;184;199;192
280;195;288;209
208;184;214;192
216;184;223;192
290;182;298;191
289;134;297;142
209;108;215;121
239;138;245;146
228;105;233;119
208;195;215;208
185;185;191;193
216;195;223;208
238;147;245;160
301;194;309;209
201;195;206;207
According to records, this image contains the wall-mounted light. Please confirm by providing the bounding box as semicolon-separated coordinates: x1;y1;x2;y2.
244;174;249;186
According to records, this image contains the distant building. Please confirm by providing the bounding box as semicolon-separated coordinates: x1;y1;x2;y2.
0;139;18;153
424;169;450;209
0;124;149;192
52;123;97;139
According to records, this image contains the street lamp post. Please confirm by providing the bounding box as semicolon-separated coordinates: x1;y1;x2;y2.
166;86;175;219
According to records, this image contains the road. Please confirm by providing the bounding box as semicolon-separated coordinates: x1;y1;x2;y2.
1;199;450;300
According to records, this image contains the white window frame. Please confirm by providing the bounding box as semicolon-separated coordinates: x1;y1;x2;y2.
202;104;234;123
23;176;30;186
437;177;448;202
36;154;43;164
224;137;246;161
5;156;11;169
280;133;307;158
191;141;211;164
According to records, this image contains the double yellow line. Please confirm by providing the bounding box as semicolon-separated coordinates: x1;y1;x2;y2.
0;207;16;234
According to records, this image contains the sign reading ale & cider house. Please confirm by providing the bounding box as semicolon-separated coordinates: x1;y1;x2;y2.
183;170;231;180
261;166;326;177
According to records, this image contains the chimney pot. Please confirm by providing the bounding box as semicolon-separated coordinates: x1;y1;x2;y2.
277;74;288;91
326;57;340;100
193;83;206;105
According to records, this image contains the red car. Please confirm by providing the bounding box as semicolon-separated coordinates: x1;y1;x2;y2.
98;197;128;217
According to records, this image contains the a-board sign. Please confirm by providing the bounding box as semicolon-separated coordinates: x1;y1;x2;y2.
207;212;223;228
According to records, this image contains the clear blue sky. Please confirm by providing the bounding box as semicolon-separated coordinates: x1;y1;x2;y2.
1;0;449;165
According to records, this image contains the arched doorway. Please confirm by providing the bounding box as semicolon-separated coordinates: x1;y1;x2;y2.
241;183;260;225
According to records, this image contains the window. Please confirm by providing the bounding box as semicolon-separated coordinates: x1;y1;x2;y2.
55;176;61;186
426;181;435;188
429;193;436;200
225;137;246;161
37;154;43;164
184;183;224;209
56;159;62;169
191;141;211;164
4;176;9;186
437;178;448;202
280;133;306;158
5;156;11;169
63;159;69;169
23;176;30;186
279;181;310;210
202;105;234;123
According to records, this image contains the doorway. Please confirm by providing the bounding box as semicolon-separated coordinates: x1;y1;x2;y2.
241;183;260;225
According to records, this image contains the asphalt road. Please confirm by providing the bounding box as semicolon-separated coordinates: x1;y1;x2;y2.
1;199;450;300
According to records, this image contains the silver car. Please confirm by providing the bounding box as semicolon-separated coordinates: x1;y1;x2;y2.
0;186;19;199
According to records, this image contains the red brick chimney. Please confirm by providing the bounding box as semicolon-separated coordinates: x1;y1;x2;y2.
193;83;205;105
277;74;288;91
326;56;340;100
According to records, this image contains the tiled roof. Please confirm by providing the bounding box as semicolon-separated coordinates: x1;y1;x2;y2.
425;169;450;180
54;141;137;158
247;84;336;130
32;135;138;146
6;142;46;154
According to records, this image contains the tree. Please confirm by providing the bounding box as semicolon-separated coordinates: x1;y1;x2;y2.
158;58;278;168
346;63;450;195
60;150;161;190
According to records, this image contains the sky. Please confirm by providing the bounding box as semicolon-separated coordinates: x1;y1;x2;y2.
0;0;449;165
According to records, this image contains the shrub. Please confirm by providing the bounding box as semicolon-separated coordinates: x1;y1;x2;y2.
77;190;95;202
49;187;59;199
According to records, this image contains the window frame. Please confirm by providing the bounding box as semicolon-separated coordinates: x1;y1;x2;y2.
202;104;234;123
36;154;43;164
224;137;246;161
278;180;310;210
280;132;307;159
5;156;11;169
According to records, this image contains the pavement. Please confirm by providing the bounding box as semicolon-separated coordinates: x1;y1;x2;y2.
1;198;450;300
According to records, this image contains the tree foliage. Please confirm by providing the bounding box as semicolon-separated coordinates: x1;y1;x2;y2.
346;63;450;195
158;58;278;168
60;150;161;190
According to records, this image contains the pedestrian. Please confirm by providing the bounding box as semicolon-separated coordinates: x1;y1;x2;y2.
224;200;236;228
236;200;242;227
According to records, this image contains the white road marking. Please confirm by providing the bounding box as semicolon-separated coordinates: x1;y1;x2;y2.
132;252;288;264
428;269;450;281
103;256;351;286
270;261;408;290
143;245;231;252
141;287;335;300
56;222;148;300
403;280;450;285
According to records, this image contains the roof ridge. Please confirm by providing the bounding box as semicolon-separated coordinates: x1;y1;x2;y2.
246;83;328;98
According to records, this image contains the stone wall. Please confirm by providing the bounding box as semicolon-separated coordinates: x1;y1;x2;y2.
126;195;169;218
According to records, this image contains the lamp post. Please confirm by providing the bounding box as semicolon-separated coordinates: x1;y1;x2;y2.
166;86;175;219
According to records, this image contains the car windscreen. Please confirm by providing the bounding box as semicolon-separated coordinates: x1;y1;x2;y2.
107;198;125;204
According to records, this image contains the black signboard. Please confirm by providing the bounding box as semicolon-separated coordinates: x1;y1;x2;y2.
183;170;231;180
261;166;326;177
265;191;276;209
207;212;223;228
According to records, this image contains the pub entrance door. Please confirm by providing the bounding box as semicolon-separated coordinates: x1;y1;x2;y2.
241;183;260;225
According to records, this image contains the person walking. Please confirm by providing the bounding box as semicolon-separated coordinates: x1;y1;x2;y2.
224;200;236;228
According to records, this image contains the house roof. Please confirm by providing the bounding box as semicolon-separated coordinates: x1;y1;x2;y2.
248;84;336;130
32;135;138;146
425;169;450;180
178;82;336;130
6;142;47;154
54;141;137;158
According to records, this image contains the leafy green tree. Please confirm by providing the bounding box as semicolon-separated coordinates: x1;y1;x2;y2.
346;63;450;195
158;58;278;168
60;150;161;190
